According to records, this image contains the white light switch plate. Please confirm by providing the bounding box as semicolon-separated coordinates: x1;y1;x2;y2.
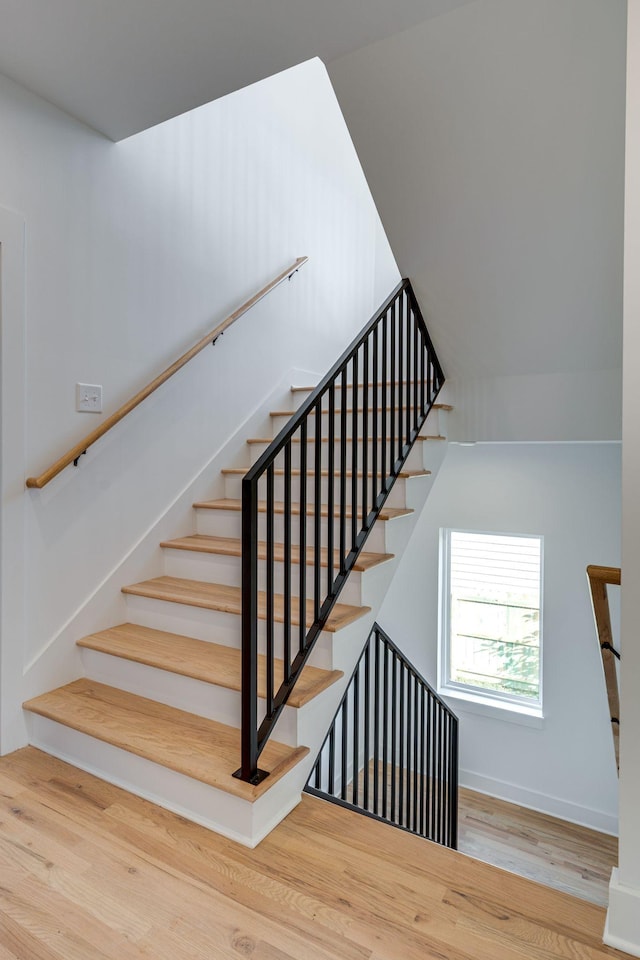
76;383;103;413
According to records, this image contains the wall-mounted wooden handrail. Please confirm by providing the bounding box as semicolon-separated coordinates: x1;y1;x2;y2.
26;257;308;489
587;564;621;773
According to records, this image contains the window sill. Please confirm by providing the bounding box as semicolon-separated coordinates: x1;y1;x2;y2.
438;687;544;729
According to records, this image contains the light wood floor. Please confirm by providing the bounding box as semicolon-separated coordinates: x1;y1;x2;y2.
458;788;618;906
0;748;626;960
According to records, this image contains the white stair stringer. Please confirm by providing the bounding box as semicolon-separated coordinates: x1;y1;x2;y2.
24;386;450;847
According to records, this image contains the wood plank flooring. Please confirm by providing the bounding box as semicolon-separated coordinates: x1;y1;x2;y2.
457;787;618;907
0;748;626;960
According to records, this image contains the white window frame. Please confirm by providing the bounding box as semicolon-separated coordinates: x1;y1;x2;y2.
438;528;544;726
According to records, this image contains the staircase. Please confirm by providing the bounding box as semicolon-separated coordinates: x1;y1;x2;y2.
23;282;450;847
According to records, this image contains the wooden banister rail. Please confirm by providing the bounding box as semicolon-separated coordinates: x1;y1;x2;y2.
587;564;621;773
26;257;308;489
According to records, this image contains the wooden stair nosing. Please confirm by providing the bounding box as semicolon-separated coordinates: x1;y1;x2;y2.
193;498;413;522
160;534;394;572
77;623;342;708
121;577;371;632
23;679;307;801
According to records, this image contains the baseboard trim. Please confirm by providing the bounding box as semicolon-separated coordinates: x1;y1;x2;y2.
460;768;618;836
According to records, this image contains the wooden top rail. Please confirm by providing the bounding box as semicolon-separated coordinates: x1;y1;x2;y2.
587;564;621;773
26;257;308;490
586;565;621;586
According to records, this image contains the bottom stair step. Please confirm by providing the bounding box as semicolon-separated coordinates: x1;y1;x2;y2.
23;679;308;801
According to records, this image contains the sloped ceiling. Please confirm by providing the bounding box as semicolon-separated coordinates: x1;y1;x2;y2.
330;0;626;382
0;0;476;140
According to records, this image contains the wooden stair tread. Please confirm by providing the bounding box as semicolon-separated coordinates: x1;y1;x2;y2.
194;498;413;522
160;534;394;572
23;679;307;801
77;623;342;708
122;577;370;632
221;467;431;480
418;434;446;440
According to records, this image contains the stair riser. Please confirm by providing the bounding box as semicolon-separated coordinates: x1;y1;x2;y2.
247;438;430;471
195;507;389;553
271;407;443;439
290;383;430;404
223;471;409;508
162;548;364;605
122;594;336;669
79;648;303;748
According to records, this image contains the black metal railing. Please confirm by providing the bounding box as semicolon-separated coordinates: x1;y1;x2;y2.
306;622;458;849
235;280;445;783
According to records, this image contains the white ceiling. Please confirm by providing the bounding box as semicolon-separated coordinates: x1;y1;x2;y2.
0;0;475;140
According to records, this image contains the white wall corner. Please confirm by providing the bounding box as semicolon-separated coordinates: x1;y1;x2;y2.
0;205;27;755
604;869;640;957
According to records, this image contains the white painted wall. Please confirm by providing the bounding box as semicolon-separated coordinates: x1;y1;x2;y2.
605;0;640;953
379;442;621;834
0;57;399;750
330;0;625;441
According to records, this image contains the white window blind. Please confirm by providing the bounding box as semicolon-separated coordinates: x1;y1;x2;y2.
442;530;542;705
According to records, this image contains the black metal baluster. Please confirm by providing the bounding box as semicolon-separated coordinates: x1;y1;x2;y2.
405;291;411;444
419;685;426;837
390;651;397;823
443;709;449;846
420;330;426;420
382;642;389;820
340;369;347;574
399;661;406;827
298;420;307;656
364;642;371;812
327;383;335;595
328;725;335;795
372;324;379;509
390;303;396;476
362;337;369;525
352;665;360;806
412;676;419;834
314;402;322;621
436;702;443;845
373;632;380;816
315;751;322;792
428;693;435;840
237;478;261;783
451;715;459;849
341;697;348;801
382;312;388;488
351;352;359;551
398;294;404;462
445;712;451;846
284;442;292;681
266;464;275;719
413;309;419;436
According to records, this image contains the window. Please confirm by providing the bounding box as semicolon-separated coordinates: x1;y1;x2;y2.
439;529;543;715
